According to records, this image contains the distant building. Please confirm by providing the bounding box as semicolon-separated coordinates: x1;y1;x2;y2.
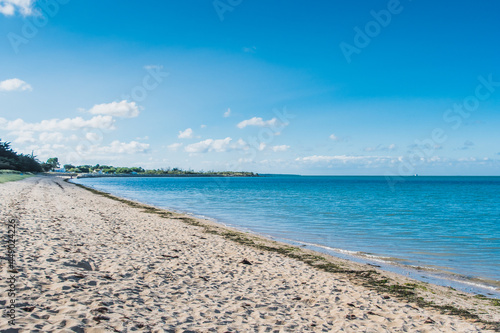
53;168;66;173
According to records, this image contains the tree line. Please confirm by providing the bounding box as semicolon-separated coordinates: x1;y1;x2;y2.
62;164;256;176
0;139;59;172
1;139;256;176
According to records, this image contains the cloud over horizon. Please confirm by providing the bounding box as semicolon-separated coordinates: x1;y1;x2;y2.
0;0;34;16
95;140;150;154
178;128;194;139
0;115;115;132
0;78;32;92
167;142;183;151
272;145;290;152
185;137;234;153
295;155;396;165
364;144;397;152
87;100;140;118
237;117;281;129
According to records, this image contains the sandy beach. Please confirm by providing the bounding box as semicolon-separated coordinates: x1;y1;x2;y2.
1;176;499;332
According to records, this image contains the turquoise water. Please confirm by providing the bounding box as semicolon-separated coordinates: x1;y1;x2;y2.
72;175;500;296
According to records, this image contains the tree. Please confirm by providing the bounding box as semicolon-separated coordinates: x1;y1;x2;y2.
102;167;115;174
17;154;42;172
77;165;90;173
41;163;52;172
0;140;18;170
63;164;75;170
46;157;60;170
116;167;132;174
0;139;43;172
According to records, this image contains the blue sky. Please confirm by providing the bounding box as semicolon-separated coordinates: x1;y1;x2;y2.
0;0;499;175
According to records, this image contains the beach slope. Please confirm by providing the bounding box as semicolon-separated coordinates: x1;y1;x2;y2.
0;176;498;332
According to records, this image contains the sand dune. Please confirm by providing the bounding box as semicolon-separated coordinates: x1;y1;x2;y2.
0;176;498;332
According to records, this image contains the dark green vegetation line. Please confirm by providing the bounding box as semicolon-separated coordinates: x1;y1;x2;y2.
0;139;44;172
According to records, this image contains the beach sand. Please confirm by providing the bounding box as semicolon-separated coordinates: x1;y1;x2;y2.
1;176;498;332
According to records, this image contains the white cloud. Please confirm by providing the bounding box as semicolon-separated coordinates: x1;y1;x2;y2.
178;128;193;139
329;133;339;141
224;108;231;117
39;132;64;143
296;155;395;165
272;145;290;152
88;100;140;118
0;78;32;92
200;124;207;128
0;0;34;16
185;137;233;153
21;140;150;161
238;157;254;163
96;140;149;154
237;117;280;129
184;137;256;154
167;143;183;151
0;115;115;132
85;132;102;143
10;131;35;144
407;143;442;152
457;157;477;162
235;138;249;150
364;144;397;152
144;65;163;70
22;143;60;159
185;139;213;153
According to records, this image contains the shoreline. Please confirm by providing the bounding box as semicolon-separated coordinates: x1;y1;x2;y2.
71;176;500;299
66;177;500;326
269;236;500;297
1;175;499;331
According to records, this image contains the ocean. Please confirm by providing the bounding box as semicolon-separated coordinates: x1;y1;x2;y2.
71;175;500;297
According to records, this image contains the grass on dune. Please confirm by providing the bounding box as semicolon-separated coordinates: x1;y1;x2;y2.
0;170;33;183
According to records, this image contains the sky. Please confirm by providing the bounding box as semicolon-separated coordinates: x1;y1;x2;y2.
0;0;499;175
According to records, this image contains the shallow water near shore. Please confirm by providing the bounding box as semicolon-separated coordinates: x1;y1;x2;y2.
72;175;500;297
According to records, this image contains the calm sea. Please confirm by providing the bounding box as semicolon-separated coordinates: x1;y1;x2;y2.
72;175;500;297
